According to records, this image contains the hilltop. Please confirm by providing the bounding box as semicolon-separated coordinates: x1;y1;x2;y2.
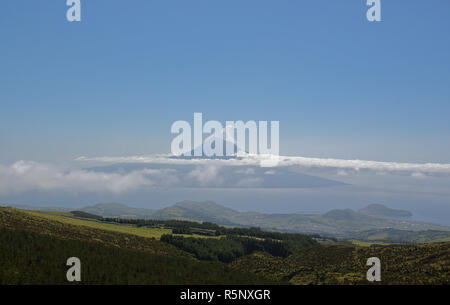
358;204;412;219
150;200;240;225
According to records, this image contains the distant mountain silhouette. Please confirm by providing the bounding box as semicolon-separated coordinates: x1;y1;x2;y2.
78;201;448;237
358;204;412;219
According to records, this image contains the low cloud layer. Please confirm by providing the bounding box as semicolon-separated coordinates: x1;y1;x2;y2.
1;154;450;196
0;159;343;195
77;154;450;175
0;161;177;195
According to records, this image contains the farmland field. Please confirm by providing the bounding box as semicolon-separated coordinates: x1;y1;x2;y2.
22;210;171;239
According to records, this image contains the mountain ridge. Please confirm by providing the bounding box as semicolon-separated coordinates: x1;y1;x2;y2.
77;201;450;237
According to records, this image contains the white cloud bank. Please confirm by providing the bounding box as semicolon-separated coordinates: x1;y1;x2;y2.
76;154;450;175
0;160;177;195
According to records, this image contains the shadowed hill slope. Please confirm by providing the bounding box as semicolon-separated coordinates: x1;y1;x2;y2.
231;242;450;285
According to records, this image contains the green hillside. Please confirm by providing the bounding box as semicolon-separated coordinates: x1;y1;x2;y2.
18;209;173;240
1;206;449;285
0;207;282;284
0;208;182;254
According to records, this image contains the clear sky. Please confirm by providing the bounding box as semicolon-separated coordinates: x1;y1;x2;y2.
1;0;449;163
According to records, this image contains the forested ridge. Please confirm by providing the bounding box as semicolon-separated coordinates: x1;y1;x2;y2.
231;242;450;285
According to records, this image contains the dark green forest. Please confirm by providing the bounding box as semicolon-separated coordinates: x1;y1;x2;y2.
160;234;314;262
0;228;281;285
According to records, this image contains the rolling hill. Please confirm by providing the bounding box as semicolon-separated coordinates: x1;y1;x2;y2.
81;201;449;236
150;200;240;225
7;200;450;241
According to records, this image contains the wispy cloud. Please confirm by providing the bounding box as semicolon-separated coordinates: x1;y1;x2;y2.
188;164;224;186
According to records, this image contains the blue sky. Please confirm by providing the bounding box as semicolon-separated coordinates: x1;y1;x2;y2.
1;0;450;163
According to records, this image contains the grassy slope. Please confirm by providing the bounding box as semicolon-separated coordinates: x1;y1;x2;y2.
0;207;186;256
23;210;221;239
22;210;171;239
